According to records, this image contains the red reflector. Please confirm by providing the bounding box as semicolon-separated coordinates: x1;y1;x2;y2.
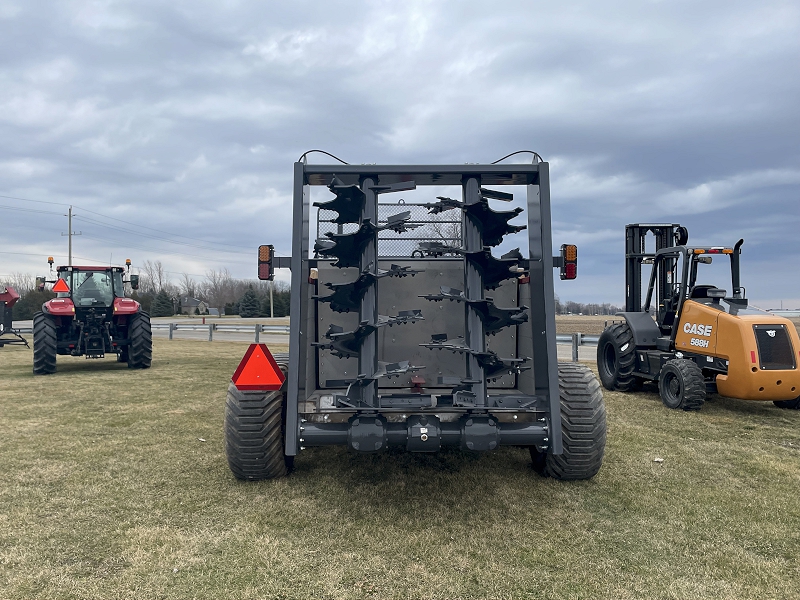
232;343;285;391
565;263;577;279
750;351;757;364
709;249;720;253
53;279;70;293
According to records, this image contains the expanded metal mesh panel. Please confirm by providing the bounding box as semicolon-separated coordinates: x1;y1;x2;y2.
317;203;462;258
754;325;796;370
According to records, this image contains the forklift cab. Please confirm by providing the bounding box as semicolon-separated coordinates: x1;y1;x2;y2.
642;240;746;341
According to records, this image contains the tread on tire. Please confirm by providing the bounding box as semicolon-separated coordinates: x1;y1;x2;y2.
126;311;152;369
597;321;640;392
531;363;606;480
225;382;291;481
659;358;705;411
32;311;57;375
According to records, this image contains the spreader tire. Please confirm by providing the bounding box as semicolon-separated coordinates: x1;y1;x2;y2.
225;384;291;480
597;321;640;392
32;312;57;375
774;397;800;409
659;358;705;411
126;311;152;369
531;363;606;480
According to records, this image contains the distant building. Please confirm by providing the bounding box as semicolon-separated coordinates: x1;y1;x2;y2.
208;308;220;317
179;296;208;315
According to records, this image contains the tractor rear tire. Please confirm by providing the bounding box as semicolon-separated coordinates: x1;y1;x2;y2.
531;363;606;480
773;397;800;409
225;383;292;480
127;311;152;369
597;321;640;392
659;359;705;410
32;312;57;375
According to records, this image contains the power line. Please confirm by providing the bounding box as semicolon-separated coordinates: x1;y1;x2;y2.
72;214;250;255
0;204;63;215
2;192;290;256
80;232;251;264
0;194;69;206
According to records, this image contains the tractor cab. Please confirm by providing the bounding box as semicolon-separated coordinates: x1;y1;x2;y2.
56;267;125;308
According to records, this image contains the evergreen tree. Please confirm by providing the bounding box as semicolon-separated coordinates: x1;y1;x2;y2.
150;290;174;317
11;289;56;320
274;289;291;317
131;291;153;314
238;286;260;318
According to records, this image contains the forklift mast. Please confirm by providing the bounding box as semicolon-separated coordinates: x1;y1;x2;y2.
624;223;688;313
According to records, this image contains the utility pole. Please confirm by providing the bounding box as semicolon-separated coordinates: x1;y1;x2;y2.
61;206;81;266
269;279;274;318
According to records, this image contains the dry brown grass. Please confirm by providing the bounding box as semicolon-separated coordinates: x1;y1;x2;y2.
1;340;800;599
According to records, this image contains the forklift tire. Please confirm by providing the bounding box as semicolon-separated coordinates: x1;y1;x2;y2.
531;363;606;480
127;311;152;369
225;383;292;480
659;359;705;411
597;322;640;391
32;312;57;375
773;397;800;409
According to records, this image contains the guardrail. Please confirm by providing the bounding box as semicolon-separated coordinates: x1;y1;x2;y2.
12;325;599;360
556;333;600;361
150;323;290;342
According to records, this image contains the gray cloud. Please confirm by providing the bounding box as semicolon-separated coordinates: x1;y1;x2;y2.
1;0;798;306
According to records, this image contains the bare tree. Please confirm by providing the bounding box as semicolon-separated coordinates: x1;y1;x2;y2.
179;272;196;298
3;272;36;295
141;260;167;292
203;268;237;309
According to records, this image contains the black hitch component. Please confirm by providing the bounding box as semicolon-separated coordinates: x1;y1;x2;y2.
77;309;109;358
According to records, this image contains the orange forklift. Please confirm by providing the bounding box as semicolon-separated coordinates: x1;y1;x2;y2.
597;223;800;410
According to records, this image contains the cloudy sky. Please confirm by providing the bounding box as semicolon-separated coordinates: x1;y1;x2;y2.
1;0;798;307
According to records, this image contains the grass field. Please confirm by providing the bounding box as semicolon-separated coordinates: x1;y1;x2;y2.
2;339;800;599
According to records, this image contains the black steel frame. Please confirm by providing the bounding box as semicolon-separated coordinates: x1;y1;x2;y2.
285;162;562;456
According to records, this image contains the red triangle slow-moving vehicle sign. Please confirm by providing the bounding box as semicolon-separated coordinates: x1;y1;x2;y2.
52;278;70;293
231;343;285;391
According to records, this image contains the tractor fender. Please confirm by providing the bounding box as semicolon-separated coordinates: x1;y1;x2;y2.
616;312;661;348
42;298;75;316
113;297;141;315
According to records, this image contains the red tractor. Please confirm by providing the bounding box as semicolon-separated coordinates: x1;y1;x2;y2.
33;258;152;374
